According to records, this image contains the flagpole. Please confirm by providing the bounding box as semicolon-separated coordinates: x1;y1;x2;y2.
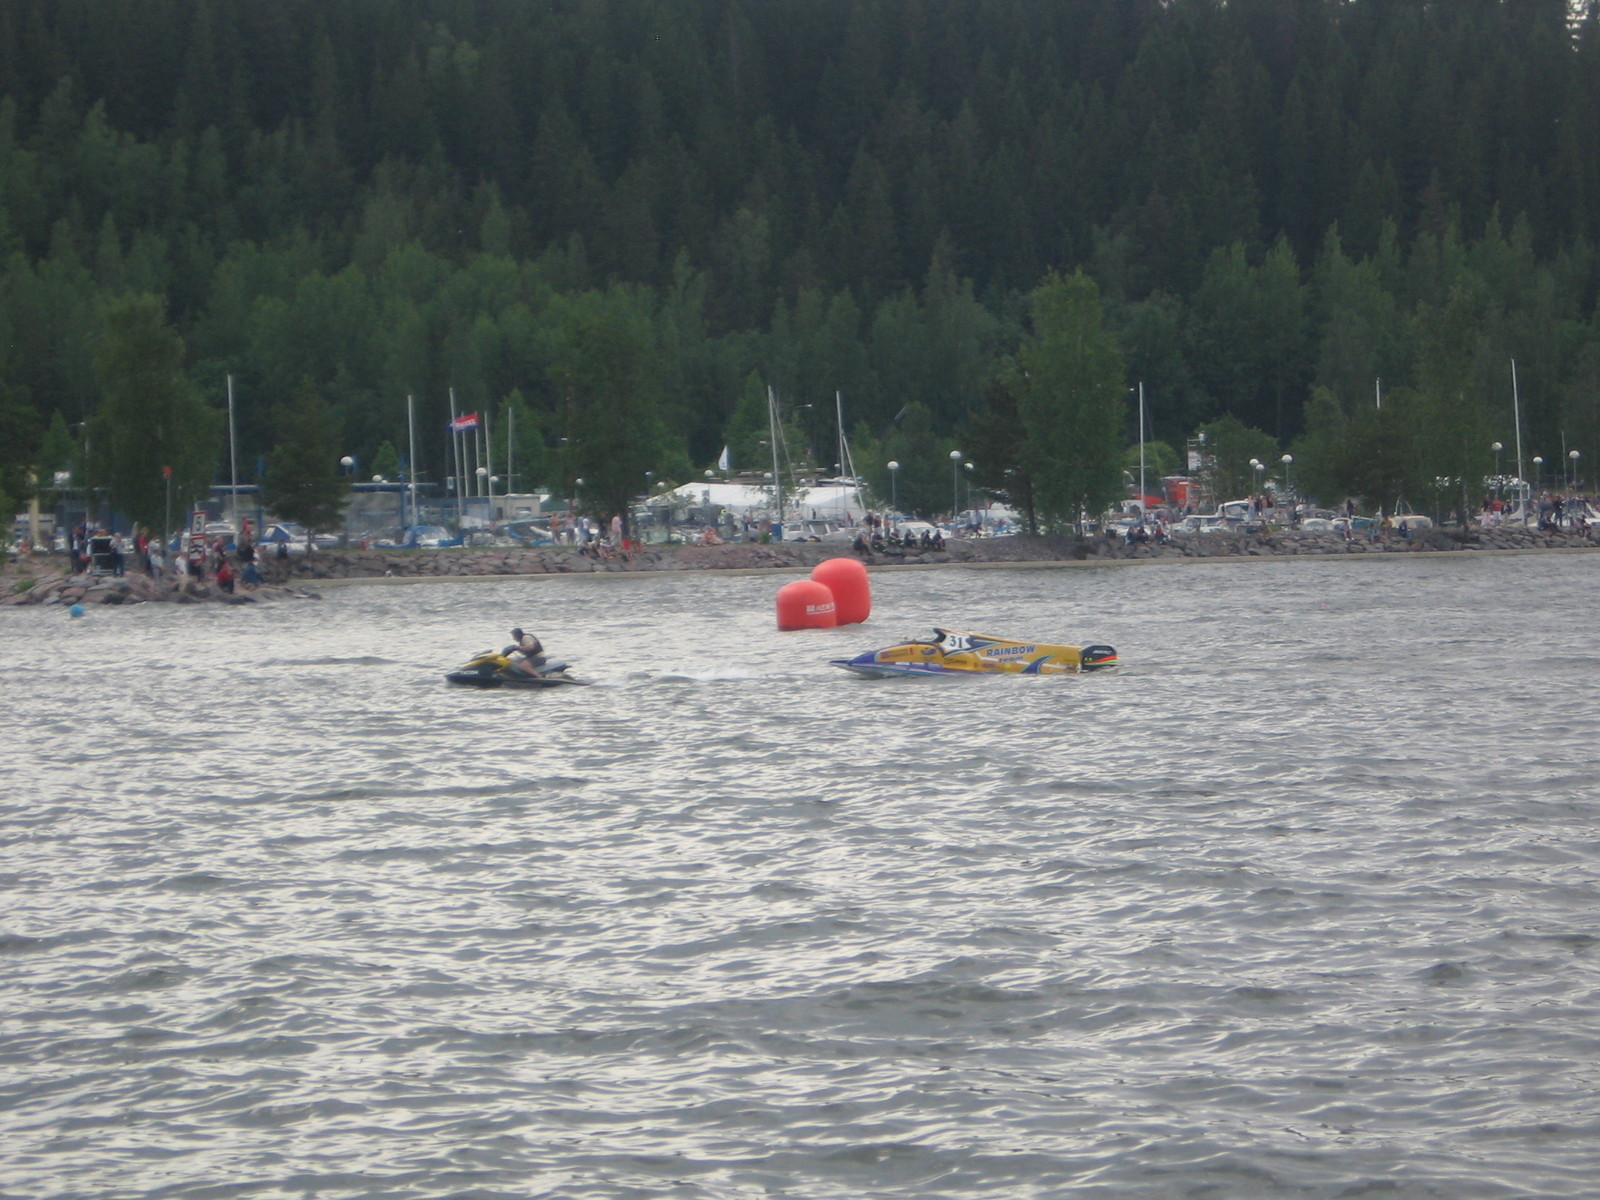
484;407;495;525
1512;359;1528;525
407;393;418;531
506;404;514;496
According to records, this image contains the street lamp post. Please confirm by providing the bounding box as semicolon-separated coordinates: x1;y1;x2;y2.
1532;455;1544;494
340;456;355;545
1569;449;1580;492
1280;454;1293;497
886;461;899;515
1492;441;1503;487
949;449;962;520
964;461;975;528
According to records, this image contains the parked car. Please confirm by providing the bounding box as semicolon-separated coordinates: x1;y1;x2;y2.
258;522;339;553
1175;514;1232;534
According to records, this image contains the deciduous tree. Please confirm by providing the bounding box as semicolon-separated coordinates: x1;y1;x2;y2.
1016;271;1126;533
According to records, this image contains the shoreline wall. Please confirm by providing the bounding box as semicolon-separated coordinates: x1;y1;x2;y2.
5;524;1597;607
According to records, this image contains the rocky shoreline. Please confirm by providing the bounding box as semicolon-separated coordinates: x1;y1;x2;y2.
5;522;1596;607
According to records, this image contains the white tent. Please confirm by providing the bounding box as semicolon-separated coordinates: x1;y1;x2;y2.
659;479;872;523
660;481;776;514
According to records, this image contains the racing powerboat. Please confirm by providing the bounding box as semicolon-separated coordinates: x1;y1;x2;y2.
831;628;1117;678
444;649;589;688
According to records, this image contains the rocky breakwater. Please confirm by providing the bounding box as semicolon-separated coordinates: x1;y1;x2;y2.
1080;521;1600;561
7;522;1594;608
263;537;1078;582
2;563;319;608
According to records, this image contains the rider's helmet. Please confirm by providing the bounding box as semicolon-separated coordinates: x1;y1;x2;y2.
511;627;524;640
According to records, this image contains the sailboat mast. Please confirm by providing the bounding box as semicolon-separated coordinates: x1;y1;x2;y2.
226;374;238;532
1512;359;1526;492
836;390;847;521
448;387;461;527
768;386;783;528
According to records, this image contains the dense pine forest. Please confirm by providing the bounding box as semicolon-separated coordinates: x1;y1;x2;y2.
3;0;1600;530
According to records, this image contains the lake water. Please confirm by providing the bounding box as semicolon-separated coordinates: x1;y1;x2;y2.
3;554;1598;1200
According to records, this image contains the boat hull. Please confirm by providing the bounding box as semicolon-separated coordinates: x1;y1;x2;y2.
444;670;587;688
832;628;1116;678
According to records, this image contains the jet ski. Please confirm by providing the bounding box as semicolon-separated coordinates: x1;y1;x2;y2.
444;648;589;688
832;628;1117;678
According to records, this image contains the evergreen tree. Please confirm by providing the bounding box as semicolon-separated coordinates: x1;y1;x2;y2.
546;285;670;536
1015;270;1126;533
0;388;41;523
371;440;400;480
261;377;350;533
965;373;1038;533
85;294;220;533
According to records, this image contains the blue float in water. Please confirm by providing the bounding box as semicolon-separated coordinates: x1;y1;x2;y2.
68;603;85;618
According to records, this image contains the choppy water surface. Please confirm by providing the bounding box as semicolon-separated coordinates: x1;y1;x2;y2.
4;554;1598;1199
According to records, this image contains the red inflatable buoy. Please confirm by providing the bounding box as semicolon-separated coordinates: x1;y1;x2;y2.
776;579;837;630
810;557;871;625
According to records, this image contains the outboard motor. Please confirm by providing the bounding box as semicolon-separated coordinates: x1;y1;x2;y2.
1079;645;1118;671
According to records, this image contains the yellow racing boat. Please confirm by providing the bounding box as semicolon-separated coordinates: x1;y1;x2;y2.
832;628;1117;678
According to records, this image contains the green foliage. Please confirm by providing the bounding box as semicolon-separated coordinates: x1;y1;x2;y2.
0;388;42;519
371;441;401;481
1289;388;1351;506
1337;393;1428;515
1016;272;1126;533
1197;415;1281;504
37;411;76;486
261;378;350;533
877;404;954;520
86;295;219;532
965;373;1037;532
3;2;1600;525
497;389;547;493
722;371;773;474
546;285;672;534
1123;440;1179;488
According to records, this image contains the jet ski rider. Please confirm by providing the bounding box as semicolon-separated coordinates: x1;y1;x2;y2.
507;627;546;677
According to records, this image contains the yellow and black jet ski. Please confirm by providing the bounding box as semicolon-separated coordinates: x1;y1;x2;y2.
445;649;589;688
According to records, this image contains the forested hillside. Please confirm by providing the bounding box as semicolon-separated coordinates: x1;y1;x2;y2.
3;0;1599;526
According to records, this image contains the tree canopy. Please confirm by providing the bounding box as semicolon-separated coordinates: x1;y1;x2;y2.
4;1;1600;525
